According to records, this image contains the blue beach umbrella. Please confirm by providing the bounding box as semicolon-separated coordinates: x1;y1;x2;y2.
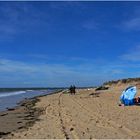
120;86;137;106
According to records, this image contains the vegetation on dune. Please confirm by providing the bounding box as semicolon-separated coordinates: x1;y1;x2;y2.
103;77;140;86
95;86;109;91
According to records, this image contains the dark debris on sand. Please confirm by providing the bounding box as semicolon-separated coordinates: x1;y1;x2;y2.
0;97;44;138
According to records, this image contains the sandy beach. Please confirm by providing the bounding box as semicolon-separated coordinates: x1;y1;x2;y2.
1;84;140;139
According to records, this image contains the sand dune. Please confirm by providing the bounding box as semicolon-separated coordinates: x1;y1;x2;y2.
5;85;140;139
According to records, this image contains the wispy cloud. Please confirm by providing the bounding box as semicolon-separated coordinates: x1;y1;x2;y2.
0;2;48;40
0;58;94;87
0;57;127;87
48;1;86;11
120;46;140;61
122;17;140;31
1;56;140;87
82;19;99;30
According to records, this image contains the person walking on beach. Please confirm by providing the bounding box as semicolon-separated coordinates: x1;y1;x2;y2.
69;85;76;95
69;85;73;95
72;85;76;95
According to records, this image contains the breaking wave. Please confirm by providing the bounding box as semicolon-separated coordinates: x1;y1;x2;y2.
0;91;26;98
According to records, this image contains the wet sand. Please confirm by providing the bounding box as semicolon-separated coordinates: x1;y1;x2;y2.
0;97;44;138
0;90;61;139
1;85;140;139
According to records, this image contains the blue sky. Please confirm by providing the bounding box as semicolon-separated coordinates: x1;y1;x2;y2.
1;1;140;87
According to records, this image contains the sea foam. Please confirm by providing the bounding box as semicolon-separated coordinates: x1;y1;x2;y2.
0;91;26;98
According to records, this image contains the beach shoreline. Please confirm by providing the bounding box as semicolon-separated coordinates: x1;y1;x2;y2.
1;85;140;139
0;89;63;138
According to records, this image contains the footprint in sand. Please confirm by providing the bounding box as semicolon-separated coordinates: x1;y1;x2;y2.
0;113;8;116
70;128;74;131
82;132;85;135
17;121;22;124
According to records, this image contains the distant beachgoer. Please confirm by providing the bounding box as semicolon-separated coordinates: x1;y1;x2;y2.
69;85;73;95
72;85;76;95
69;85;76;95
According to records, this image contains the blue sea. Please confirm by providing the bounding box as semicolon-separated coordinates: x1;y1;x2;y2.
0;89;57;111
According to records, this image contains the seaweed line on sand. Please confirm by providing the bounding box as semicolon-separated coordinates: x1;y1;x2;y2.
0;89;63;138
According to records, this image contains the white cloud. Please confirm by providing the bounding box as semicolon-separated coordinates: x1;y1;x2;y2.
120;46;140;61
1;55;140;87
0;58;96;87
122;17;140;31
82;20;98;30
0;3;48;40
121;52;140;61
0;57;124;87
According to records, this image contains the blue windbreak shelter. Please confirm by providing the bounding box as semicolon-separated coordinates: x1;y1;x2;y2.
120;86;137;106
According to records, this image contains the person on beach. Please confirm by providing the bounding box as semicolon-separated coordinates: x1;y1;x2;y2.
69;85;76;95
119;96;140;106
72;85;76;95
119;86;140;106
69;85;73;95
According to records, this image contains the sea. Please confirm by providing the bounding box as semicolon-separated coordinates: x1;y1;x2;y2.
0;88;59;111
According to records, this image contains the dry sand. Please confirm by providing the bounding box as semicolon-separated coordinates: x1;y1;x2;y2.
2;85;140;139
